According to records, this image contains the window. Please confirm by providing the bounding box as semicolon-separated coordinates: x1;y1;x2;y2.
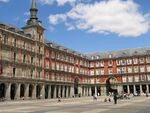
14;38;17;47
3;34;8;44
13;68;16;77
134;75;139;82
139;57;144;64
147;74;150;81
128;67;132;73
23;55;26;63
128;76;133;82
146;57;150;63
147;65;150;72
127;59;132;65
90;62;94;67
100;69;104;75
108;60;112;66
121;59;126;65
133;58;138;64
116;60;121;65
90;70;94;75
96;69;100;75
31;57;33;64
100;61;104;67
140;66;145;72
134;66;138;73
14;52;16;61
141;75;146;81
122;76;127;83
108;68;113;74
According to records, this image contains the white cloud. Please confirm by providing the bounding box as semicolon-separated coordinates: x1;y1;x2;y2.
0;0;9;2
38;0;87;6
24;12;30;16
48;0;150;37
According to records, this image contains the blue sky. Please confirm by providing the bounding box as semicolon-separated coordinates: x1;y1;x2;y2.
0;0;150;53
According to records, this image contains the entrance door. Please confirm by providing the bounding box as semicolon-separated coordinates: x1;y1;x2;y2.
106;77;117;95
74;77;79;97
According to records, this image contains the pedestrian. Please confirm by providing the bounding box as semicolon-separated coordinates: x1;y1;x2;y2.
146;90;149;97
113;93;117;104
58;94;61;102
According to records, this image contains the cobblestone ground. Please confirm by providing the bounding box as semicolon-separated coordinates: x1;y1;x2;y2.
0;96;150;113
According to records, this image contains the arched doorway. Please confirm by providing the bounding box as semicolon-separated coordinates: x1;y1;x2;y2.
20;84;25;98
74;77;79;97
11;84;16;100
0;83;5;98
29;84;33;98
36;85;41;99
45;85;49;99
106;77;117;95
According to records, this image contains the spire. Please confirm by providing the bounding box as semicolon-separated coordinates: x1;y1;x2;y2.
25;0;42;26
30;0;38;21
23;0;44;30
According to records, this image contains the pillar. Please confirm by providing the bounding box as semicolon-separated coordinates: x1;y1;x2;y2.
62;86;65;98
89;86;92;96
133;85;136;95
48;85;51;99
78;86;82;96
146;84;149;93
53;85;57;98
25;84;29;99
95;86;97;96
101;86;106;96
127;85;130;94
140;85;142;94
32;84;36;99
70;86;74;97
41;84;45;99
5;83;11;100
66;86;68;97
15;83;20;100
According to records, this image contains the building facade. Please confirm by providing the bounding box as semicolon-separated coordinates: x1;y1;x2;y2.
0;0;150;100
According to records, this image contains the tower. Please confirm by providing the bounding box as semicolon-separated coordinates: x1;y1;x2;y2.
23;0;45;80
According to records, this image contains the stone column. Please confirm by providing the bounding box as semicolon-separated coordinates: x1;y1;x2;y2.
140;85;142;94
101;86;106;96
117;85;123;94
85;87;87;96
146;84;149;93
32;84;37;99
53;85;57;98
95;86;97;96
5;83;11;100
89;86;92;96
48;85;51;99
25;84;29;99
41;84;45;99
58;85;61;97
78;86;82;96
133;85;136;95
62;86;65;98
15;83;21;100
70;86;74;97
66;86;68;97
127;85;130;94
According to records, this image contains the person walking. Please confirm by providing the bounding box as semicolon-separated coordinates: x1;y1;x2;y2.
113;93;117;104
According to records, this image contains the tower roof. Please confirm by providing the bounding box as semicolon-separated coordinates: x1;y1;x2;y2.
24;0;43;29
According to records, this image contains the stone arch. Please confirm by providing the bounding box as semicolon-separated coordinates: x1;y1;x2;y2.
20;84;25;98
36;84;41;99
45;85;49;99
29;84;33;98
105;77;118;95
10;84;16;100
0;83;6;98
74;76;79;96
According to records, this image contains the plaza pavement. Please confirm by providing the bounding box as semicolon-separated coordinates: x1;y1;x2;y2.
0;96;150;113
